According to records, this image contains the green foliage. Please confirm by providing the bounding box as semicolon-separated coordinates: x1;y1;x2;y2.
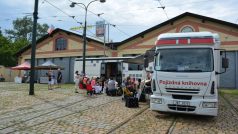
0;35;15;66
0;31;30;66
0;17;49;67
5;16;49;41
5;17;32;41
37;23;49;39
0;27;2;36
12;38;29;52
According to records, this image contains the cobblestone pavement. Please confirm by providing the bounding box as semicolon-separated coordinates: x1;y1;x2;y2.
171;96;238;134
111;95;238;134
0;84;78;115
0;83;238;134
0;83;148;134
223;93;238;112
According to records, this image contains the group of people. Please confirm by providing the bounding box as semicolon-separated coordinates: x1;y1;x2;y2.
73;70;152;99
122;71;152;101
47;69;62;90
74;71;104;96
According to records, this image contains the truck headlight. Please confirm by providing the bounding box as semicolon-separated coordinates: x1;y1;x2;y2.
151;98;163;104
202;102;217;108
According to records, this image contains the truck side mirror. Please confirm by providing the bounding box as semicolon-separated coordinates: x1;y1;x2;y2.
222;58;229;68
215;49;229;75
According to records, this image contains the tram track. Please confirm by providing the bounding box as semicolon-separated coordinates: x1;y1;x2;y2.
166;116;177;134
0;96;120;133
106;104;179;134
165;93;238;134
220;93;238;115
106;104;149;134
0;91;86;120
0;96;88;121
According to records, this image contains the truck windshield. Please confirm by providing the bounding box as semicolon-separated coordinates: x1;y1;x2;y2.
155;48;213;72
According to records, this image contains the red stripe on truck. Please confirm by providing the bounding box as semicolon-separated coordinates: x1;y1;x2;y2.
156;39;176;45
178;39;188;44
156;38;214;46
190;38;214;44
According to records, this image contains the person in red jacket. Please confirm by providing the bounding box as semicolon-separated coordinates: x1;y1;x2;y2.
86;78;93;96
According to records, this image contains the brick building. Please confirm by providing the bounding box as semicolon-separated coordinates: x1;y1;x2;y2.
16;12;238;88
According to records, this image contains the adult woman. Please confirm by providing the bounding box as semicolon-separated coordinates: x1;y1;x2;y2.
74;71;79;93
48;70;53;90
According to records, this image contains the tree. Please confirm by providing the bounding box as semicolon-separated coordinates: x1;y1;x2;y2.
0;34;15;66
0;27;2;36
0;34;30;66
0;17;50;67
5;16;49;42
0;17;49;67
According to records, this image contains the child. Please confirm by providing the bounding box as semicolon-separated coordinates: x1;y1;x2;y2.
82;76;88;89
86;78;93;96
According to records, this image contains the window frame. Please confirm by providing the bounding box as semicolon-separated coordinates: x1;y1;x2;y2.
54;37;68;51
180;25;194;33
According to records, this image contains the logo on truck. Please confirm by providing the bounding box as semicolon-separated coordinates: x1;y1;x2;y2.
159;80;208;86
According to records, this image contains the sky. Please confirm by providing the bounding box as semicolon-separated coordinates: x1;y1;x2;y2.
0;0;237;42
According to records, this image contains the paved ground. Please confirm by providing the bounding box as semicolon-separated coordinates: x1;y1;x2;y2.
0;82;238;134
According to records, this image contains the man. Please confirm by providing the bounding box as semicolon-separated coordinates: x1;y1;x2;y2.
57;68;62;88
107;77;117;96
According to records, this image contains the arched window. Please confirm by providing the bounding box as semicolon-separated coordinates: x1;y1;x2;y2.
55;37;67;51
180;26;194;33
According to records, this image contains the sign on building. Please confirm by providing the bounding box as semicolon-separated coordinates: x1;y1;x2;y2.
70;25;93;31
96;21;105;37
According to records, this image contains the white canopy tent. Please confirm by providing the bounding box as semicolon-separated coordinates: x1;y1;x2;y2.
35;60;63;70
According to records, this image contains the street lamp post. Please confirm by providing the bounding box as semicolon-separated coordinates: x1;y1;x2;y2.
70;0;106;75
29;0;39;95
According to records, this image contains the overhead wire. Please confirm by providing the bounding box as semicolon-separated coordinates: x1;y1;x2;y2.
43;0;108;42
156;0;169;20
44;0;79;23
39;0;46;7
2;0;236;40
67;0;131;38
235;18;238;24
0;0;223;26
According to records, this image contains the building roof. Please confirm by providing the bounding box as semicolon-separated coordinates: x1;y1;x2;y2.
16;28;107;56
16;12;238;56
118;12;238;46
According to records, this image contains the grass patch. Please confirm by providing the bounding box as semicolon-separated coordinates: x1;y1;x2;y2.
219;89;238;95
60;84;74;88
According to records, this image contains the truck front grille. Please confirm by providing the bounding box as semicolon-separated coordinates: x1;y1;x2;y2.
172;95;192;100
166;88;200;94
168;104;196;112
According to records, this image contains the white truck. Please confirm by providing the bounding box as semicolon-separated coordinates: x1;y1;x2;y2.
149;32;228;116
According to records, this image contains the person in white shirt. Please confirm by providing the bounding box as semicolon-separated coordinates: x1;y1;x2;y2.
74;71;79;93
107;77;117;96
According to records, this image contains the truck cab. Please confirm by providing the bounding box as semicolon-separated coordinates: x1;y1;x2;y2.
150;32;228;116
